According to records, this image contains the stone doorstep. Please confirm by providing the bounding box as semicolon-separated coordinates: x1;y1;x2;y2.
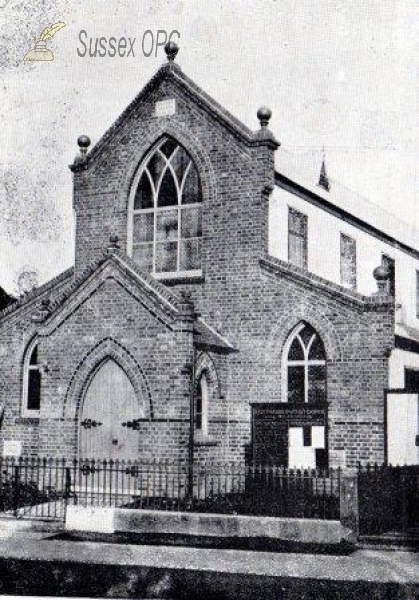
66;506;352;545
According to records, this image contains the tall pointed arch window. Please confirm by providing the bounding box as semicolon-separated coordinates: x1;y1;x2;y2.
22;340;41;416
129;138;203;276
195;371;208;437
285;323;326;404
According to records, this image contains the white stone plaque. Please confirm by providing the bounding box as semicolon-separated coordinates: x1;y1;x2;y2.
3;440;22;456
329;449;346;469
155;98;176;117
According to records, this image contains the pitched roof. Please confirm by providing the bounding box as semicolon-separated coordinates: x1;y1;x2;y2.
42;249;183;322
194;318;236;353
275;147;419;255
71;62;278;173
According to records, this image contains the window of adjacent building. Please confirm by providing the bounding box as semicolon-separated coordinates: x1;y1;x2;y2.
129;138;202;276
23;341;41;415
195;372;208;436
405;368;419;392
340;233;357;289
285;322;326;404
288;207;308;269
382;254;395;297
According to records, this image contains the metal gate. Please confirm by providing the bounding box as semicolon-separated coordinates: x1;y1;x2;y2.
358;464;419;540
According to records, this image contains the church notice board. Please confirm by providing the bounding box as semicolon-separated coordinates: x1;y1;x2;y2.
251;402;327;466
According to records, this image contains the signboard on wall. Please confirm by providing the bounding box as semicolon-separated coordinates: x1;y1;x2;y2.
155;98;176;117
3;440;22;456
251;402;327;466
252;403;325;427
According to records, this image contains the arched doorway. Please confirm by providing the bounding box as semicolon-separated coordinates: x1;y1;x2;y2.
79;359;143;460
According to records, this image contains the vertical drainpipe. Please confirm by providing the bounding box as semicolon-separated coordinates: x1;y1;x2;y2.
179;291;196;498
188;344;196;498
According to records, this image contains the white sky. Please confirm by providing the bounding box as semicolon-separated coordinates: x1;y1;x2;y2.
0;0;417;294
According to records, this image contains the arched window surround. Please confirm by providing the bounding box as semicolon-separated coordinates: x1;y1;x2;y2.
22;338;42;417
127;137;203;279
282;322;327;405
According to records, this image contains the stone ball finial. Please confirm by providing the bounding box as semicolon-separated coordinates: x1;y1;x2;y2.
77;135;91;150
373;264;390;282
373;264;390;295
257;107;272;128
164;41;179;62
75;135;91;165
109;234;120;249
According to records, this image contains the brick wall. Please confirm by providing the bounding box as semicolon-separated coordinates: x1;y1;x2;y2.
0;63;395;467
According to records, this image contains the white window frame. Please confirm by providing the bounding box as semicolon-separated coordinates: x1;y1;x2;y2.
288;206;308;269
340;232;357;290
283;323;326;404
127;139;203;279
22;338;41;418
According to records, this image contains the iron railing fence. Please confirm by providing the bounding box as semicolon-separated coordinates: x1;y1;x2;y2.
0;456;70;520
358;463;419;538
0;456;342;522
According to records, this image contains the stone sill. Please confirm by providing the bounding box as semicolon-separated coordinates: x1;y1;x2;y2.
194;433;218;447
153;270;204;286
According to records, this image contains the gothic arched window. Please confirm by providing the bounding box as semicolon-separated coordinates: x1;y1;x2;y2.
285;323;326;404
195;372;208;436
129;138;203;276
23;340;41;415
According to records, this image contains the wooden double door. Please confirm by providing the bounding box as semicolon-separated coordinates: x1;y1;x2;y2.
79;359;143;460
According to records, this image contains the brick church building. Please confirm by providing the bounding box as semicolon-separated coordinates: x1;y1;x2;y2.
1;43;418;470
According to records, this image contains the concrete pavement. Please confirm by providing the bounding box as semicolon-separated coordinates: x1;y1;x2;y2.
0;519;418;585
